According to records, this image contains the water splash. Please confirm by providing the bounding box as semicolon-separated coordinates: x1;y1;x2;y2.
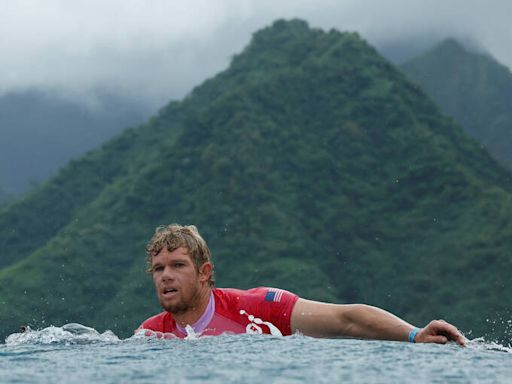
133;328;179;340
184;324;199;340
5;323;120;346
132;327;204;341
466;337;512;353
484;316;512;347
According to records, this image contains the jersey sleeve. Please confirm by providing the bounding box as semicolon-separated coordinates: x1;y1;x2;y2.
242;287;299;336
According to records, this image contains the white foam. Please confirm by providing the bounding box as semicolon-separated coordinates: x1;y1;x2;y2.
5;323;120;346
184;324;199;340
466;337;512;353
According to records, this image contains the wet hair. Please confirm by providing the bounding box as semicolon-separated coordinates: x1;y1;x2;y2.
146;224;215;286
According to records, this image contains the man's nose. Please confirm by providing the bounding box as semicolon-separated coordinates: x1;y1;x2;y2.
161;265;174;281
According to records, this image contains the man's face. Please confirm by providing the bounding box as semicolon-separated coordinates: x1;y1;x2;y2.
151;247;206;314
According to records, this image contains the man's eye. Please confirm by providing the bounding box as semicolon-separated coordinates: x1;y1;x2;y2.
175;263;185;268
153;266;164;272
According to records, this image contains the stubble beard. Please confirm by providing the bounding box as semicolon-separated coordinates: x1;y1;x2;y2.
162;300;188;314
160;286;201;315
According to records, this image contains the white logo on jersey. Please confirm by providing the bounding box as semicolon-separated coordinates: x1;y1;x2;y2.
239;310;283;336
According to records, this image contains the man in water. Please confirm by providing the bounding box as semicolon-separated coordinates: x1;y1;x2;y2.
139;224;465;345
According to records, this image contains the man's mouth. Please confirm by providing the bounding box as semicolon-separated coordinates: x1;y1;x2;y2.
162;287;178;296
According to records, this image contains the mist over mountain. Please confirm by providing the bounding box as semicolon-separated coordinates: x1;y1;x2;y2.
401;39;512;169
0;186;11;205
0;89;153;195
378;36;488;66
3;0;512;107
1;20;512;343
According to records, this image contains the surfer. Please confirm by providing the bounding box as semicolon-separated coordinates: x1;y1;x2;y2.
138;224;465;345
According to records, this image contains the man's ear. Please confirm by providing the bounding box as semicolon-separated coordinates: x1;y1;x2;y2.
198;262;212;283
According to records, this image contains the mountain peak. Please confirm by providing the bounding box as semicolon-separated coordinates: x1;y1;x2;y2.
434;38;467;54
255;18;311;38
420;38;499;66
227;18;368;74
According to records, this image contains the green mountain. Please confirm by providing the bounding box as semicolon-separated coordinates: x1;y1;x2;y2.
0;89;152;195
1;20;512;343
400;39;512;169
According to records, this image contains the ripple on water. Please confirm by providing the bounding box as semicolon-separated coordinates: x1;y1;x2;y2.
1;324;512;384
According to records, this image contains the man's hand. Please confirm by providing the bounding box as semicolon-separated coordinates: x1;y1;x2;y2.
414;320;466;346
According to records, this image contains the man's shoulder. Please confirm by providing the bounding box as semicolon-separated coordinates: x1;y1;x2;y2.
138;311;171;331
213;286;274;298
213;287;297;306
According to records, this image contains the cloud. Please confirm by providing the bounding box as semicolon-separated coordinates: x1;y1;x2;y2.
1;0;511;108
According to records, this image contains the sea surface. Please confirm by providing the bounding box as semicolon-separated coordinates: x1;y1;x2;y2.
1;323;511;384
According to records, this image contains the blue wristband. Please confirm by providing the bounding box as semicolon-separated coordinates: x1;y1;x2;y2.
408;327;420;343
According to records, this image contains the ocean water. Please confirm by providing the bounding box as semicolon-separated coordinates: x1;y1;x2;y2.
1;324;511;384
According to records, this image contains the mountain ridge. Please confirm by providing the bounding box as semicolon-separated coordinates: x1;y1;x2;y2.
401;38;512;170
0;88;153;195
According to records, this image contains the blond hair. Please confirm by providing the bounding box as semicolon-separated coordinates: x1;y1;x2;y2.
146;224;215;286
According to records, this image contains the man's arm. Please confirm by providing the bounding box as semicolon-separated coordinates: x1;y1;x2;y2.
290;298;465;346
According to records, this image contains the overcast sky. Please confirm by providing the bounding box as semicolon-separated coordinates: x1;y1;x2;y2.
2;0;511;109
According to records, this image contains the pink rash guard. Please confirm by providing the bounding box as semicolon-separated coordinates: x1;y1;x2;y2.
138;287;299;338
